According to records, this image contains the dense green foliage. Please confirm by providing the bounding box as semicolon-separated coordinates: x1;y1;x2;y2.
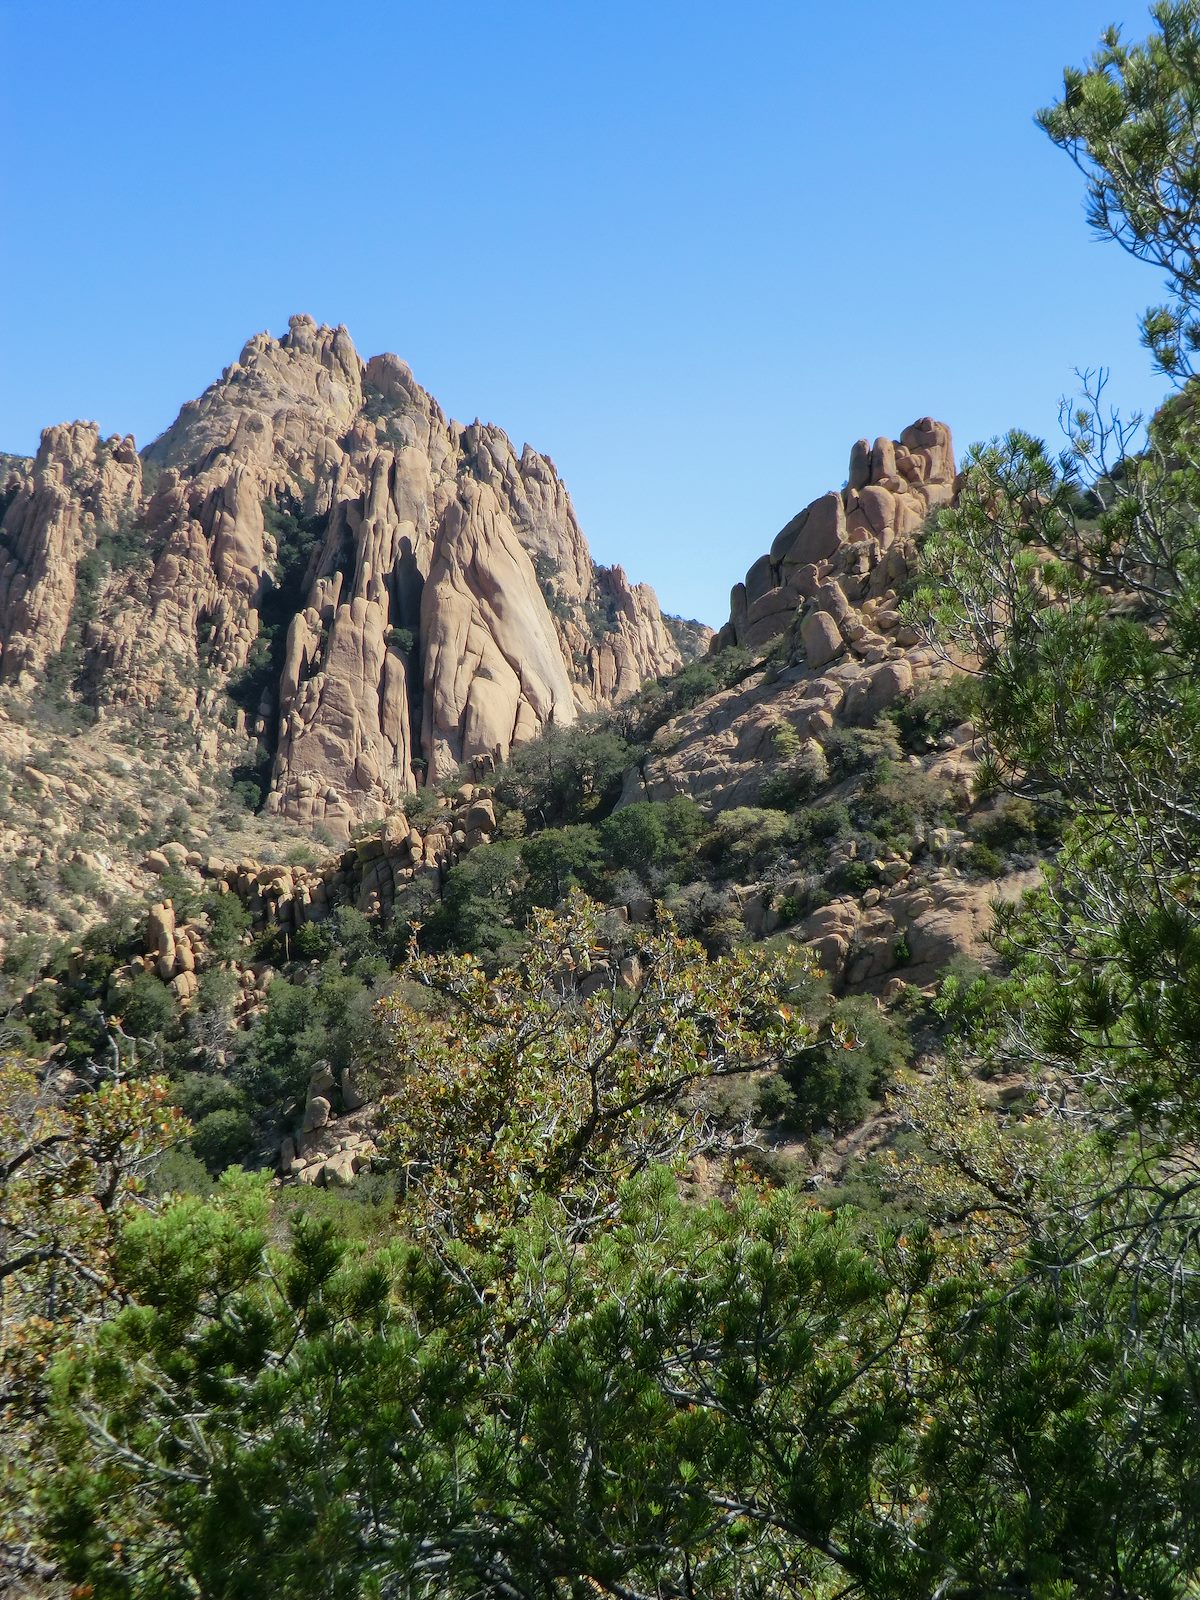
1039;0;1200;378
15;8;1200;1594
375;896;823;1241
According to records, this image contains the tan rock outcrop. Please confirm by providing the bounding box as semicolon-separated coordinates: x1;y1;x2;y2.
795;865;1040;993
420;478;580;775
1;315;695;843
627;417;956;814
713;417;955;657
0;423;141;682
800;610;844;670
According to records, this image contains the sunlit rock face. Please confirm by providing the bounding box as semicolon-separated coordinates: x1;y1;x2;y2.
0;315;699;838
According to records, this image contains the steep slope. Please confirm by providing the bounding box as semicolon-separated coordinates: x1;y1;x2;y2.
611;418;1048;998
0;318;695;857
640;417;957;810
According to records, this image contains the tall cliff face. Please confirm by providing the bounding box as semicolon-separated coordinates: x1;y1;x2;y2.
0;316;696;837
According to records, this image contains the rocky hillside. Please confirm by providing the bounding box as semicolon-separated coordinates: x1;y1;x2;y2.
613;417;1054;997
3;402;1066;1197
629;417;958;814
0;317;706;941
0;316;696;831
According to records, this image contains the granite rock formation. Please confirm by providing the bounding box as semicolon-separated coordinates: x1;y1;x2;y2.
607;417;1037;999
711;417;955;654
0;425;141;681
0;316;696;840
633;417;958;813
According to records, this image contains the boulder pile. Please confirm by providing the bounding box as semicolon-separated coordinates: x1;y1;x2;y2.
280;1061;378;1188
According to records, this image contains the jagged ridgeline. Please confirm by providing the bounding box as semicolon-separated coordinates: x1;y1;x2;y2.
0;315;707;838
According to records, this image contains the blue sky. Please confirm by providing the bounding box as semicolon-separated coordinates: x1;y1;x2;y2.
0;0;1169;625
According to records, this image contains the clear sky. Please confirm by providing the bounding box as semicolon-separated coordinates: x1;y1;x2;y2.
0;0;1170;626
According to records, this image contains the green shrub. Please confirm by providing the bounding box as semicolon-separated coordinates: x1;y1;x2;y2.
600;803;669;879
774;895;803;926
417;841;524;956
971;754;1004;801
853;762;952;848
764;994;911;1133
495;720;631;826
888;676;978;749
156;868;203;921
791;803;853;856
58;860;104;899
822;724;901;780
404;787;445;828
332;906;380;967
597;798;704;883
189;1107;256;1172
204;892;252;959
23;980;68;1042
759;744;829;812
276;1168;404;1244
112;973;179;1039
520;826;602;908
146;1148;215;1198
292;921;335;961
963;841;1005;877
710;808;793;875
660;795;706;861
173;1072;250;1124
193;967;239;1023
668;659;720;711
971;796;1063;855
613;645;754;746
2;933;48;984
932;955;1007;1041
829;859;875;895
229;777;265;812
769;721;802;759
234;981;326;1106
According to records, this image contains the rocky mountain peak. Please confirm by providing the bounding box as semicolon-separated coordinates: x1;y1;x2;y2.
0;421;141;683
147;314;365;473
0;318;706;844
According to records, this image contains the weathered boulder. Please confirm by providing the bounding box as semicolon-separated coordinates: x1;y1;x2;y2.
322;1150;358;1187
302;1095;332;1133
308;1061;336;1100
843;659;913;725
800;610;843;669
